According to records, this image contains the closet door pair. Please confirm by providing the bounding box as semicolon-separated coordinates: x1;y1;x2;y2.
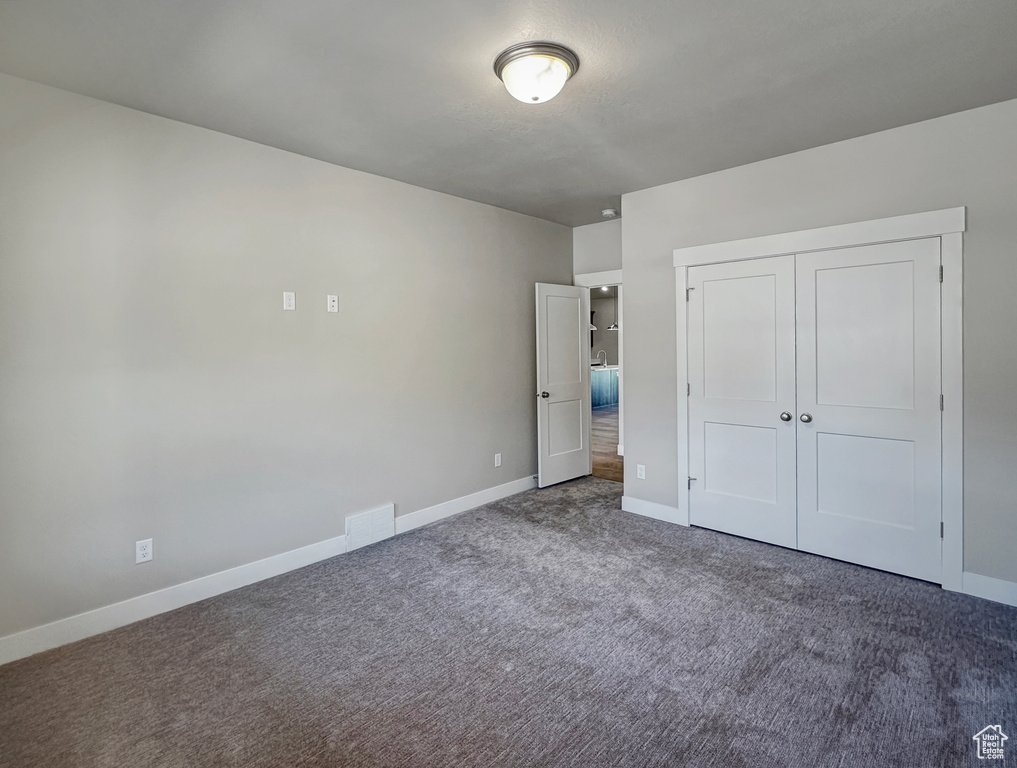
687;238;942;583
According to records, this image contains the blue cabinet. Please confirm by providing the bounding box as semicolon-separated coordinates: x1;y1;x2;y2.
591;368;619;408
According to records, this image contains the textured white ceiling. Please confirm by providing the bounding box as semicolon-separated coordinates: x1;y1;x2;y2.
1;0;1015;226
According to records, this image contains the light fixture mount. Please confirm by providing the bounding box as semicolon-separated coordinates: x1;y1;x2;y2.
494;41;579;104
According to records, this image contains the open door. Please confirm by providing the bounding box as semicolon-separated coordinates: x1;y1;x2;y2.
536;283;592;487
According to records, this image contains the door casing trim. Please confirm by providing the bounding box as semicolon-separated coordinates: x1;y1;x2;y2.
672;207;965;591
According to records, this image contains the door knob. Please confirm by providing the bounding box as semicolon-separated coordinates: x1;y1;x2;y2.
540;391;550;399
780;411;792;422
800;412;813;423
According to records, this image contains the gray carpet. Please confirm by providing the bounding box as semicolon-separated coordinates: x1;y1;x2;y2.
1;477;1015;767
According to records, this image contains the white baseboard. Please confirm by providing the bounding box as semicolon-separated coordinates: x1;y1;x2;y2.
1;477;540;666
0;534;347;667
617;444;624;456
621;496;686;526
961;571;1017;608
396;476;537;535
5;482;1012;667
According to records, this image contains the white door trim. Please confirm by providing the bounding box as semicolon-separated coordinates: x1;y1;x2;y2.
675;264;692;526
673;207;965;590
940;232;963;592
671;207;965;266
574;269;623;287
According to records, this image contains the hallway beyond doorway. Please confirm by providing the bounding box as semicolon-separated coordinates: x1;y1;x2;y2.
592;405;623;483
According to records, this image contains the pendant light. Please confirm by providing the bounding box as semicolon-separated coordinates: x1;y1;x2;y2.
494;42;580;104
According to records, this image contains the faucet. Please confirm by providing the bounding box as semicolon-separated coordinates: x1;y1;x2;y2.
595;350;608;367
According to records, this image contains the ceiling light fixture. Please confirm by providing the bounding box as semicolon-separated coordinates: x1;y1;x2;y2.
601;208;618;219
494;42;579;104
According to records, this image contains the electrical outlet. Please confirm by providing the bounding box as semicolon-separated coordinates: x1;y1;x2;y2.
135;538;153;564
327;294;339;313
494;453;502;467
282;291;296;311
637;464;646;480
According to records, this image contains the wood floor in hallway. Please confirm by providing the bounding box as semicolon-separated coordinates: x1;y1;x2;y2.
592;404;623;483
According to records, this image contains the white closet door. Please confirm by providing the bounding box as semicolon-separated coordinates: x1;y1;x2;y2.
796;238;942;582
687;256;798;548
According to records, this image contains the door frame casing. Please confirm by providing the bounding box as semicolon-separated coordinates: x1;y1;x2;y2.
672;207;965;591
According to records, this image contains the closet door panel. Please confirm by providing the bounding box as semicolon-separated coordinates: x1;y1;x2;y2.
796;238;942;582
687;256;798;548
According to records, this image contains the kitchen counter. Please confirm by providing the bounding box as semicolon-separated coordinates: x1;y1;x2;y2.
591;366;619;408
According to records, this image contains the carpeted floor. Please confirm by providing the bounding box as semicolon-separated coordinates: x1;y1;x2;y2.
1;477;1015;767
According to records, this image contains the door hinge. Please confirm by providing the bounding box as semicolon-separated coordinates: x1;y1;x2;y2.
940;394;944;411
941;521;944;539
686;287;694;302
939;265;944;283
687;382;691;396
688;476;697;490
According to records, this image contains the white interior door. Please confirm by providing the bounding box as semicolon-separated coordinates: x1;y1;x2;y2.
687;256;798;547
796;238;942;582
536;283;591;488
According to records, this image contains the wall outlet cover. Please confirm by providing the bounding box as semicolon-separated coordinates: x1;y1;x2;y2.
283;291;296;311
135;538;153;564
637;464;646;480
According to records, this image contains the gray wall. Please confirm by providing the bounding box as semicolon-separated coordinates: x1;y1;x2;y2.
0;74;572;638
573;219;622;276
621;97;1017;584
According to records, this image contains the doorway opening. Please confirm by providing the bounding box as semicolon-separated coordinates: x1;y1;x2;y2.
590;284;623;483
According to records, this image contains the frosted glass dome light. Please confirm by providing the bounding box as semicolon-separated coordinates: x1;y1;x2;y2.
500;54;569;104
494;42;579;105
